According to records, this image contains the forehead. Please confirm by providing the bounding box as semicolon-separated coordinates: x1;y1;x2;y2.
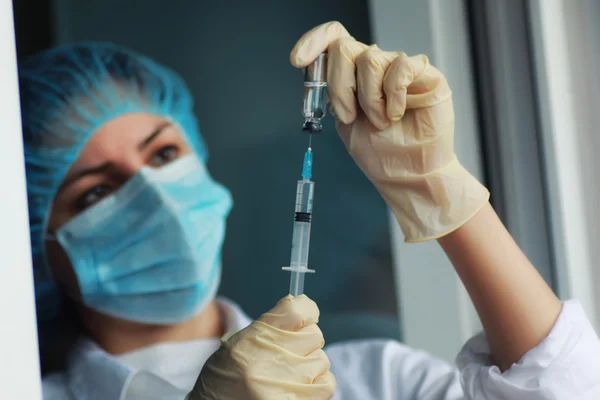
74;113;171;166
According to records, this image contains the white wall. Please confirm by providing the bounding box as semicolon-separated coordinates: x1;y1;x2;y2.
529;0;600;330
0;1;43;398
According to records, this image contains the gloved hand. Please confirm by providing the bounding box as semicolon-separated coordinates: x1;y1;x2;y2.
291;22;490;242
188;295;336;399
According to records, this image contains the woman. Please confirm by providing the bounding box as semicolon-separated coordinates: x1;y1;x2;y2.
23;22;599;399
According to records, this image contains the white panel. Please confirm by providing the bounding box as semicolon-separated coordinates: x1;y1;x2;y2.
470;0;555;286
0;2;43;399
528;0;599;329
370;0;484;362
428;0;484;339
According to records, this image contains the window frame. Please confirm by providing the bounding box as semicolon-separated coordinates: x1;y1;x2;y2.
0;1;43;397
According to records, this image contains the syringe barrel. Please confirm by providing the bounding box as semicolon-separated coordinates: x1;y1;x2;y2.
295;180;314;214
290;220;311;268
290;180;314;269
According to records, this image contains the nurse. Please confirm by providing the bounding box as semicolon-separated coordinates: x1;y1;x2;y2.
21;22;599;399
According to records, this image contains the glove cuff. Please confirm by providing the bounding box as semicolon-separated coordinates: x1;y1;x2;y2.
376;157;490;242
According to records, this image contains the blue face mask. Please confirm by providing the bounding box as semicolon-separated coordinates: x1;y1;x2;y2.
54;154;233;324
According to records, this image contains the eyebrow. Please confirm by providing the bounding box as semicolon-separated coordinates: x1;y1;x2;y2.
138;121;172;150
59;161;114;192
59;122;173;192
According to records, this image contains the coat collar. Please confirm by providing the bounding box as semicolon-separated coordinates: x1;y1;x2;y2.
63;297;252;400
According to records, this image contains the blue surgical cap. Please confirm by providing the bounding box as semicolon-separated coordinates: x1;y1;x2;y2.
19;42;207;320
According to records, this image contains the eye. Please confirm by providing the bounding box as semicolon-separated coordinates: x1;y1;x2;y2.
149;145;179;167
75;184;112;211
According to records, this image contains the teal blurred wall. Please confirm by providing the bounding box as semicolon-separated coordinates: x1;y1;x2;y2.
53;0;399;341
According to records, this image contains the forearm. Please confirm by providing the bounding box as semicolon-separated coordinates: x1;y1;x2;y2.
438;202;562;371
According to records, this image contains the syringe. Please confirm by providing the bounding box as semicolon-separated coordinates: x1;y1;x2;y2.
282;147;315;296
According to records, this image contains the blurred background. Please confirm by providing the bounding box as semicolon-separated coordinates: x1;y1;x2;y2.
9;0;600;370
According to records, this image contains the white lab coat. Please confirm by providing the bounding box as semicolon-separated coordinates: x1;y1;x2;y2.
42;298;600;399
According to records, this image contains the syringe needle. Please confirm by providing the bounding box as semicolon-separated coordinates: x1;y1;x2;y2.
308;133;312;148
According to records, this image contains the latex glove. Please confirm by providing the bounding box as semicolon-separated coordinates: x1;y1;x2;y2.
188;295;336;399
291;22;490;242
